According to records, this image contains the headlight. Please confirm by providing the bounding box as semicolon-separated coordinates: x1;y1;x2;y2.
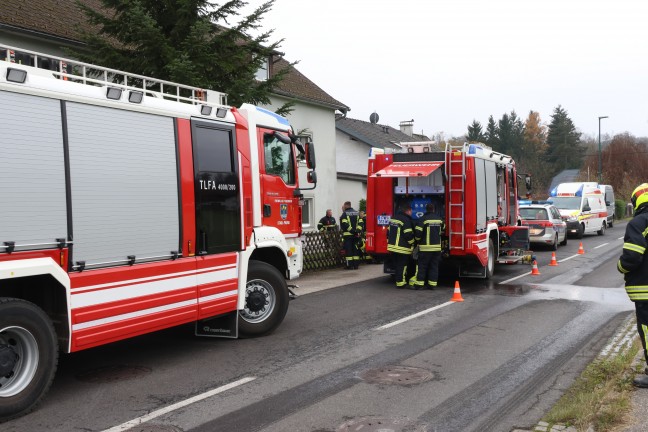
567;216;578;222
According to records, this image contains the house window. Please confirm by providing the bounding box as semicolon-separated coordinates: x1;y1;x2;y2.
255;58;268;81
301;197;313;229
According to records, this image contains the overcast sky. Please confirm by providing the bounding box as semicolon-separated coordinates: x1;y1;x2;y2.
243;0;648;140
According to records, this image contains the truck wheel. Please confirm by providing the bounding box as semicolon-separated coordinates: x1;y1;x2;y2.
239;261;289;337
0;298;58;422
597;222;606;236
576;224;584;239
485;239;495;279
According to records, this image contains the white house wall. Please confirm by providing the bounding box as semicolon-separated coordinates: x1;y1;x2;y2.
335;129;369;212
336;129;372;176
264;95;338;231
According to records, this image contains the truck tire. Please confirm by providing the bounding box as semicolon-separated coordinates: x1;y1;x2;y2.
0;298;58;422
485;239;495;279
238;261;289;337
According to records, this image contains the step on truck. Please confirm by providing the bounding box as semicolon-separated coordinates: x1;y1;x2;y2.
365;141;532;279
0;45;316;421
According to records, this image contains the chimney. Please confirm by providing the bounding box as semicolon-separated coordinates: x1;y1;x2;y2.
400;119;414;137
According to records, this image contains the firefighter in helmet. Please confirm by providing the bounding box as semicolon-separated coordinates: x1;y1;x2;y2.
618;183;648;388
387;202;415;288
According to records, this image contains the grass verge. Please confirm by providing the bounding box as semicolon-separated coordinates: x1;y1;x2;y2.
541;338;641;431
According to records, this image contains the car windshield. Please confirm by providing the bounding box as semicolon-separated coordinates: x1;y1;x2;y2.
520;208;548;220
548;197;581;210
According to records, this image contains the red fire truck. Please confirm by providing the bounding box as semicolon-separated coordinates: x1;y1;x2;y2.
0;45;315;420
365;141;532;279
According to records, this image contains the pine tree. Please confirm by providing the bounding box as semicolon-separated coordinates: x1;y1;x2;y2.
484;116;499;149
545;105;584;173
72;0;291;109
497;113;512;155
466;119;484;142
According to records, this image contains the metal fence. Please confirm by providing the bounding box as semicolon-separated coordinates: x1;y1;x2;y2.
302;228;345;271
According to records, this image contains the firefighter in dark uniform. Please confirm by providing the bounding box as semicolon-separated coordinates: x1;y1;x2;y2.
387;203;415;288
618;183;648;388
340;201;362;269
410;203;444;289
317;209;337;232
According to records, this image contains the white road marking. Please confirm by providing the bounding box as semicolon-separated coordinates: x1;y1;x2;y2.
594;242;609;249
102;376;256;432
558;254;579;263
618;236;624;240
499;271;532;285
376;301;455;330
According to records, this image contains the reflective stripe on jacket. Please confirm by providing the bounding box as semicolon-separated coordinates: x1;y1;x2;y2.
618;205;648;301
387;212;415;254
340;208;361;237
415;212;445;252
317;216;337;232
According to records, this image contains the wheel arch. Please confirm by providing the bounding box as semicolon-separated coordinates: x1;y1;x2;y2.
0;258;70;352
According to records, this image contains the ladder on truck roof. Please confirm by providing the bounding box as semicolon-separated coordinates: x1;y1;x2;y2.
445;142;467;250
0;44;227;107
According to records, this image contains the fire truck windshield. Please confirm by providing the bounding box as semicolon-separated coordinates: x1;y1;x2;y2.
264;133;295;185
549;196;581;210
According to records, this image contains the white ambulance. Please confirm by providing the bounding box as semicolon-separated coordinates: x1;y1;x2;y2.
548;182;608;238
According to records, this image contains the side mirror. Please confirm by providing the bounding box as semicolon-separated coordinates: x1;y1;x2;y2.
605;201;611;206
305;142;316;170
524;174;532;191
583;205;591;212
307;170;317;184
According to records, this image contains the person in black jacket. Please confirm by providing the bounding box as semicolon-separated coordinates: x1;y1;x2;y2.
340;201;362;269
410;203;445;289
387;202;415;288
317;209;337;232
618;183;648;388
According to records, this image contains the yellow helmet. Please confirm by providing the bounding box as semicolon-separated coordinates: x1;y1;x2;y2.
631;183;648;209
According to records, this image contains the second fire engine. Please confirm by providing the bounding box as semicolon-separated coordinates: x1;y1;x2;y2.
365;141;532;279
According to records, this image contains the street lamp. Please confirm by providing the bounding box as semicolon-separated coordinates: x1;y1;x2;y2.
598;116;608;183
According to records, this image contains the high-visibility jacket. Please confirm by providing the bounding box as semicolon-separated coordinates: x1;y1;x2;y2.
415;212;445;252
340;208;361;237
617;204;648;301
317;216;337;232
387;212;415;254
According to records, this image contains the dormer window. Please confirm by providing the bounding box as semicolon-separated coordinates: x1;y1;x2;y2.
255;57;268;81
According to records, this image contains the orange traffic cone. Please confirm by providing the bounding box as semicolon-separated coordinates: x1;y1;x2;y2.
549;252;558;266
578;242;585;255
450;281;464;302
531;260;541;275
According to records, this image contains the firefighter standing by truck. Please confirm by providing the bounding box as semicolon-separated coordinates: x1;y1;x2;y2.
618;183;648;388
318;209;337;232
409;203;445;289
340;201;362;269
387;202;415;287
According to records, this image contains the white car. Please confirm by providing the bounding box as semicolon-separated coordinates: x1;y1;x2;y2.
519;202;568;250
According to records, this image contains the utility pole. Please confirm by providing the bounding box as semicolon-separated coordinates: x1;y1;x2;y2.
598;116;608;183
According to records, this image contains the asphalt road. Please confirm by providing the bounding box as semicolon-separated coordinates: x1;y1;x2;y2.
3;222;634;432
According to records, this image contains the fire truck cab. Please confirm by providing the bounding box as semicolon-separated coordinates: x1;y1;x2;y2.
366;141;532;279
